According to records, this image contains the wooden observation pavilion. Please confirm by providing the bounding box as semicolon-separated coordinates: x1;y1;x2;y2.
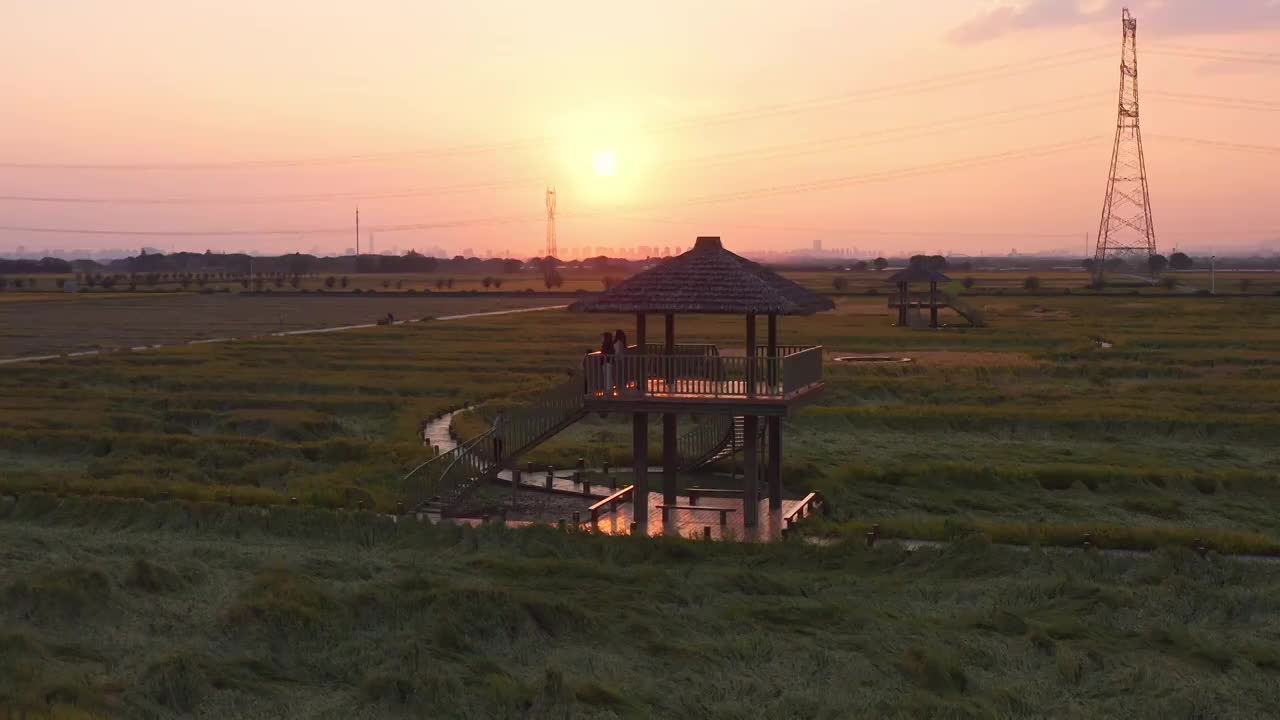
570;236;834;530
886;265;952;329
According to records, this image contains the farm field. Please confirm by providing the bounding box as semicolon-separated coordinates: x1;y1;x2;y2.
2;292;1280;550
0;294;558;358
2;495;1278;719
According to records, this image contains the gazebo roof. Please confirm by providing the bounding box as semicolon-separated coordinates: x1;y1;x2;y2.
570;236;835;316
886;265;952;284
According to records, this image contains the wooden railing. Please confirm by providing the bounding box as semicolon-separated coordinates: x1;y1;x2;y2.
783;492;823;531
402;373;587;512
582;346;823;400
782;347;824;395
642;343;720;358
887;292;941;307
676;415;733;470
753;345;811;358
587;484;635;525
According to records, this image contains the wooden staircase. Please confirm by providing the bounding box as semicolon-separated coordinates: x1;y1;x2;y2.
402;374;586;515
678;416;763;471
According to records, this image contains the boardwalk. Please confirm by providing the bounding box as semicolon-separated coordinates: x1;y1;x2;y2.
420;409;816;542
591;492;807;542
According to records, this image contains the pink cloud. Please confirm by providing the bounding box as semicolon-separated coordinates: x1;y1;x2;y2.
948;0;1280;44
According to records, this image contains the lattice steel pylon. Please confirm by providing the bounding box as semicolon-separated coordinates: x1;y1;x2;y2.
1094;8;1157;278
545;187;558;259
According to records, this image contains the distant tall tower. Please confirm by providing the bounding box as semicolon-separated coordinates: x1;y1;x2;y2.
1094;8;1157;276
545;188;558;259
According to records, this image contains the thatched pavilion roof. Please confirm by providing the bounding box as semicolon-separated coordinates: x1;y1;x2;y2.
886;266;952;284
570;236;835;316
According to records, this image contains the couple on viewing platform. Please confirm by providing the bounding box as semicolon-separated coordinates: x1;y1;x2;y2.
592;328;630;396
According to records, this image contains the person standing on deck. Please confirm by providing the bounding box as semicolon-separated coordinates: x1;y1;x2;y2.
491;412;506;465
613;328;628;392
599;331;615;395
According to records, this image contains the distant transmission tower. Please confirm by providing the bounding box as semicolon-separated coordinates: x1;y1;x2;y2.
545;188;558;259
1094;8;1157;278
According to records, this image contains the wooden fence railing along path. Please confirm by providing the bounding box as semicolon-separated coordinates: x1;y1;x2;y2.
400;342;820;516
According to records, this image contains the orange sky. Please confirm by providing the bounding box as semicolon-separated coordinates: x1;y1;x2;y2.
2;0;1278;258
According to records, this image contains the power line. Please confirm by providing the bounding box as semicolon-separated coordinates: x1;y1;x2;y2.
611;216;1085;238
0;213;541;238
0;46;1112;172
649;45;1112;131
1148;44;1280;61
670;137;1106;207
0;177;540;205
0;138;552;172
0;95;1107;206
0;137;1104;237
1146;91;1280;112
671;94;1106;171
1148;134;1280;155
1146;48;1280;66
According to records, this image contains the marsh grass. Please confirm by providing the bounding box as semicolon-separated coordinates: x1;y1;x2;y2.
3;294;1280;548
2;494;1279;718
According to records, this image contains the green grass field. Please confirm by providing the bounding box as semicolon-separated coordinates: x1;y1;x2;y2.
4;290;1280;717
4;293;1279;540
2;495;1278;719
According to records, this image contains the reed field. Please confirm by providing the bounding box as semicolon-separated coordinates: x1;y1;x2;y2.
1;494;1278;719
3;289;1280;717
3;292;1280;546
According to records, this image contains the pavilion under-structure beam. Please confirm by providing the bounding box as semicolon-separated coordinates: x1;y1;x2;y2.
662;314;677;505
766;313;781;509
743;314;759;527
633;313;648;531
743;416;759;527
930;281;939;328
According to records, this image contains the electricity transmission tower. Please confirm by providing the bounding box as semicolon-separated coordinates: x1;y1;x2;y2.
1093;8;1157;279
545;188;558;259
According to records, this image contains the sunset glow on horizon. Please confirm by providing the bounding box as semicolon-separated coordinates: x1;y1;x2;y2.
2;1;1278;258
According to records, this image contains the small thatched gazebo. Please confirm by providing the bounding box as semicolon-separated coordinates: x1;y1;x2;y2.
886;265;951;328
570;236;833;531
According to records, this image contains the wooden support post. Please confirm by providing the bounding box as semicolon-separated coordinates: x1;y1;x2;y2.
633;412;649;528
743;416;759;527
767;416;782;509
898;282;908;325
662;414;677;506
745;314;757;397
664;313;675;386
767;314;778;390
930;281;939;328
635;314;647;397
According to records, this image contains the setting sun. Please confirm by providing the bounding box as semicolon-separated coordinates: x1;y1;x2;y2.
592;149;617;177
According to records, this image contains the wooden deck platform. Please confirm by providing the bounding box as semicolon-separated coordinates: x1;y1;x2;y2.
590;490;812;542
583;380;823;416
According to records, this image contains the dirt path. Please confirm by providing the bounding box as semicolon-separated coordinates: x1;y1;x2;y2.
0;303;566;366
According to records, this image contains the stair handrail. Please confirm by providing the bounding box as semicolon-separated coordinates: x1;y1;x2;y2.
676;415;734;470
409;370;588;512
